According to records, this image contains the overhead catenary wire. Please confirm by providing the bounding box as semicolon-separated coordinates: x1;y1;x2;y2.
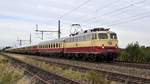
83;0;147;23
94;0;121;12
59;0;122;26
58;0;91;19
108;13;150;26
102;10;150;26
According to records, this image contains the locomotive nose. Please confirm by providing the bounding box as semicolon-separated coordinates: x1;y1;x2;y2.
108;40;112;45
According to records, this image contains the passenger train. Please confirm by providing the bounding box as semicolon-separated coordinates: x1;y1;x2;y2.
6;28;119;61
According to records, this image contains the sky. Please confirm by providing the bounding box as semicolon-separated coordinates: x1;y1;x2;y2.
0;0;150;48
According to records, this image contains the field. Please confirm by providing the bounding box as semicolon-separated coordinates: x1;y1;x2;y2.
0;55;24;84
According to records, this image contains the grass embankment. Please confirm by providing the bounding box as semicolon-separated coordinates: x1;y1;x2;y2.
0;55;24;84
9;54;112;84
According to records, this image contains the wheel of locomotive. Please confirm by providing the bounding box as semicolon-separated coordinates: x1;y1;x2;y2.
86;54;97;62
96;54;102;62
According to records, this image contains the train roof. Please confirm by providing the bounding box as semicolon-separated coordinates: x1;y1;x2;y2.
69;28;115;37
39;38;65;45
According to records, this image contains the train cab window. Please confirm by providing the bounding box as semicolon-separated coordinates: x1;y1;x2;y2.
110;33;117;39
98;33;108;39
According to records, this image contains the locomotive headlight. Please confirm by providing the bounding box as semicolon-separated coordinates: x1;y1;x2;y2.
102;44;104;48
115;44;118;48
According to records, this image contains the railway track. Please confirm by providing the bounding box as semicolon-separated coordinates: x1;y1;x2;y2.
2;53;150;84
109;61;150;70
0;53;80;84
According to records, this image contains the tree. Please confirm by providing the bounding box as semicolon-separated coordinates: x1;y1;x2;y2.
119;42;145;62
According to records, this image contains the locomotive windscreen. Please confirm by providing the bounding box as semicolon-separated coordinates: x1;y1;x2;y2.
98;33;108;39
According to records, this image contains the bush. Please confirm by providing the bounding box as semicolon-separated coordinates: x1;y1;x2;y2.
119;42;150;63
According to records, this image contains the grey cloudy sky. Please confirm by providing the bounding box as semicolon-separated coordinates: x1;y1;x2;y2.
0;0;150;48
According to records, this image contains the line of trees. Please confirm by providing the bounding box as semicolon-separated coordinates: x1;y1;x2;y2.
118;42;150;63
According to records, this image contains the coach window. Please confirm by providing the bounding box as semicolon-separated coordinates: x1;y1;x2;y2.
51;44;53;48
52;43;54;48
57;43;58;48
57;43;59;48
55;43;57;48
54;44;56;48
